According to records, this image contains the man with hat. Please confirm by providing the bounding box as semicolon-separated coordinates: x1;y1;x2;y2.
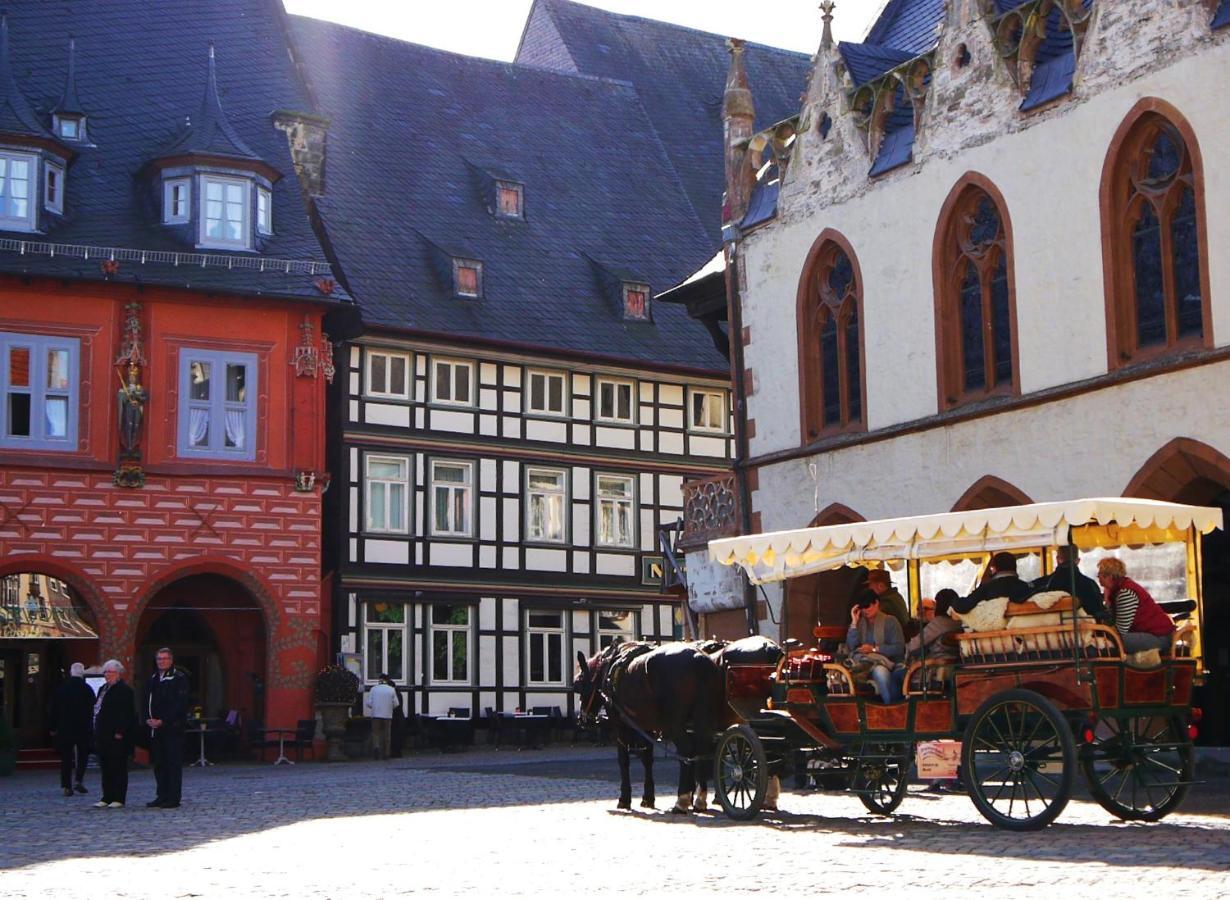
846;592;905;703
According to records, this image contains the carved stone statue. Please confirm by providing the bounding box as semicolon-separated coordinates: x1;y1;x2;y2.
117;364;148;455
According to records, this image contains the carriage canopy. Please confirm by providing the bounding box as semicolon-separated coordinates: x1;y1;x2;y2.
708;498;1223;585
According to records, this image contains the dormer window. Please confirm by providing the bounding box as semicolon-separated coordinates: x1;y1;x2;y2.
257;187;272;235
163;178;190;223
199;175;250;249
495;181;523;219
53;115;82;142
453;258;482;298
43;163;64;215
0;152;35;231
622;283;650;321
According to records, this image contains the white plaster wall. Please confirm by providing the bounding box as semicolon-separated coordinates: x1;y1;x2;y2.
742;21;1230;459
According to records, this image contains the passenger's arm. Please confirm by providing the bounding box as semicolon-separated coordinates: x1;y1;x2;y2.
879;619;906;661
1113;588;1139;636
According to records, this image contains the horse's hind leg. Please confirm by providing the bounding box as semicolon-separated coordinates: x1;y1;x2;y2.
639;744;655;808
694;764;709;812
765;774;781;812
616;742;632;810
672;754;696;813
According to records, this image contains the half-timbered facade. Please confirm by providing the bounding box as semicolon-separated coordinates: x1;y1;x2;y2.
288;3;808;716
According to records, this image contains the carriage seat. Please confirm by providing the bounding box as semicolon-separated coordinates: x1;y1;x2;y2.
902;657;957;698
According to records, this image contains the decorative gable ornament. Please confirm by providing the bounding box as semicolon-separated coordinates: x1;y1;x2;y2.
848;54;932;177
982;0;1094;111
292;315;322;379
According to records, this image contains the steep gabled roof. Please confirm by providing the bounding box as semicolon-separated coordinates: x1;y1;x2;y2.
864;0;946;55
839;42;914;87
289;16;725;370
515;0;811;242
155;45;264;166
0;0;342;303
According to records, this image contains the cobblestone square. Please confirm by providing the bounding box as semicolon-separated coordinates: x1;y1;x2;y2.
2;747;1229;898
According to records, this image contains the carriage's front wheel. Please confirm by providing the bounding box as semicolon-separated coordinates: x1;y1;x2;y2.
1079;715;1192;821
714;724;768;820
961;689;1075;831
854;742;912;815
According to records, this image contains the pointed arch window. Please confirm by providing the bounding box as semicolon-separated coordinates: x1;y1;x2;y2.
935;179;1017;409
798;235;864;440
1102;105;1210;366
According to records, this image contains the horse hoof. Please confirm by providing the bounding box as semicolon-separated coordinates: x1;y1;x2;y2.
616;800;632;810
668;805;692;815
764;802;778;812
639;799;655;809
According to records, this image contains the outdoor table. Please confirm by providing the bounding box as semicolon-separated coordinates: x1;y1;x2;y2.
420;714;472;752
188;719;219;768
513;714;550;750
263;728;298;765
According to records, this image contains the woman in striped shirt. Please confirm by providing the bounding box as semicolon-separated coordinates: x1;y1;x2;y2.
1095;557;1176;654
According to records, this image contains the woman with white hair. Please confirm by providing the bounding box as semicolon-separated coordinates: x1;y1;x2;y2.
92;659;137;808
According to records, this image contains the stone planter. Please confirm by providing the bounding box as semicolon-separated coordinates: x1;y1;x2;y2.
315;702;352;762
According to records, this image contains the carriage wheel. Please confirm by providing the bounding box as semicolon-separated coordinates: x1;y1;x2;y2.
853;742;912;815
961;689;1075;831
714;724;768;820
1079;715;1192;821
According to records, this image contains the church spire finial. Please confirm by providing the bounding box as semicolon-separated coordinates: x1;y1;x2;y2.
820;2;836;51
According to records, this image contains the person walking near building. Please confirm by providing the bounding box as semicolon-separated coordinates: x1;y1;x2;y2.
146;647;190;809
366;675;398;760
92;660;136;808
50;662;95;797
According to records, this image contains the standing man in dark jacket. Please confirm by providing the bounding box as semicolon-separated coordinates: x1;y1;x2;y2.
93;659;137;808
50;662;96;796
145;647;190;809
951;552;1034;614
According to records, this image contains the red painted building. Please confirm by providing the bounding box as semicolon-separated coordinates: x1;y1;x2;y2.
0;3;346;744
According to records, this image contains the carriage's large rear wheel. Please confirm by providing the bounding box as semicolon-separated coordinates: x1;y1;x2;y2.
961;689;1075;831
853;742;912;815
714;724;768;820
1079;715;1193;821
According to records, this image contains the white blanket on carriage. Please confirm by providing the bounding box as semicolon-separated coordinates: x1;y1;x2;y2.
950;591;1104;657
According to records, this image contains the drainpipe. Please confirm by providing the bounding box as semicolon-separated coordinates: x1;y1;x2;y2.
725;244;759;637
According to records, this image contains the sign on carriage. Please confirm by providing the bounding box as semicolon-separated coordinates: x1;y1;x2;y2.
916;741;961;780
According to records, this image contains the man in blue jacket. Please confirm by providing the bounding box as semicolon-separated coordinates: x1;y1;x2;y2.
146;647;191;809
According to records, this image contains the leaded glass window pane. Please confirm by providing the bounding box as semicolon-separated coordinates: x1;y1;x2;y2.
1171;187;1202;339
1133;203;1166;348
844;308;861;423
991;254;1012;386
820;316;839;427
959;263;985;391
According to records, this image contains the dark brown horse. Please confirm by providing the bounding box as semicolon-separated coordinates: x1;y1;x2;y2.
574;641;724;812
573;636;784;813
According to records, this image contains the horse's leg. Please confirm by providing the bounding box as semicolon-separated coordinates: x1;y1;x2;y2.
639;743;655;808
694;759;709;812
616;740;632;810
765;774;781;812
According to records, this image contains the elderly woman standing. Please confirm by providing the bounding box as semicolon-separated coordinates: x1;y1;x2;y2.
92;660;137;808
1096;557;1176;654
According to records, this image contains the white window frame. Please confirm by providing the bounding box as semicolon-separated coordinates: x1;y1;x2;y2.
198;174;251;250
596;609;638;649
256;186;272;235
0;332;79;451
430;357;475;407
162;178;190;224
43;162;64;215
526;609;567;686
595;377;636;425
176;348;258;461
364;349;411;400
0;151;37;231
524;369;567;417
430;459;474;538
525;467;568;544
363;602;407;685
430;604;472;685
595;473;637;549
688;388;727;433
364;454;410;534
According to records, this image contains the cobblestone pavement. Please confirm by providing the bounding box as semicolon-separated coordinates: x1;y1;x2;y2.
2;747;1228;899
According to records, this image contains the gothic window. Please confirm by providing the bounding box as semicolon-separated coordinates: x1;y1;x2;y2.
798;236;863;441
1102;106;1209;366
936;180;1016;408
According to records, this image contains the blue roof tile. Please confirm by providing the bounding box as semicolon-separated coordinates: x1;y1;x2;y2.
1213;0;1229;29
838;42;914;87
865;0;946;55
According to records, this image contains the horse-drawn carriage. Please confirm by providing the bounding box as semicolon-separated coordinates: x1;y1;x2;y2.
704;498;1219;830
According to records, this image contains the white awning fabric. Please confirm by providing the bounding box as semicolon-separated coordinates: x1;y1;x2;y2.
708;497;1224;585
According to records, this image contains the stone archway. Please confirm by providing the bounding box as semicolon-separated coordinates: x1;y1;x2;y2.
1123;437;1230;505
810;502;865;526
951;475;1033;511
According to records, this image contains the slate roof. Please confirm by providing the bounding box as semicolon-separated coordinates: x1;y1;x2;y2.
1216;0;1230;29
837;0;945;88
289;16;729;370
838;42;914;87
0;18;55;140
515;0;812;244
0;0;344;304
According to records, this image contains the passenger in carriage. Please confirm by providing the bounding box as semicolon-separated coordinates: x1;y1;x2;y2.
1031;546;1109;623
1096;557;1176;654
890;591;962;697
847;593;905;703
865;569;911;634
950;551;1033;615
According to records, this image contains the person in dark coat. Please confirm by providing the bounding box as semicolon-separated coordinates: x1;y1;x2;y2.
1032;545;1109;623
92;659;137;808
49;662;96;796
146;646;191;809
950;551;1034;615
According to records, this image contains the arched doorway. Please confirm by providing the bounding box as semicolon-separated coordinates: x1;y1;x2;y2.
781;503;867;645
134;574;267;726
1125;438;1230;745
0;571;100;746
951;475;1033;511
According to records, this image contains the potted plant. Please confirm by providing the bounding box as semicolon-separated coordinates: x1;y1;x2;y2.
0;715;16;776
314;665;359;762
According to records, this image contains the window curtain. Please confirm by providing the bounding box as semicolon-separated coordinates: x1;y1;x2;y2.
224;409;245;449
189;408;210;446
43;398;68;439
